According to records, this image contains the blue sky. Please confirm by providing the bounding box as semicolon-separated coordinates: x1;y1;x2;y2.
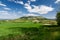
0;0;60;19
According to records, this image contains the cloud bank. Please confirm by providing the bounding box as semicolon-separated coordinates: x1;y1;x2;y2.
55;0;60;3
8;0;54;14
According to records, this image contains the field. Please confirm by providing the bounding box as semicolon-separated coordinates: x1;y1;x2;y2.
0;21;60;40
0;22;41;36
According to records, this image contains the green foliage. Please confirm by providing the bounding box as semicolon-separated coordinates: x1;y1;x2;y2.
55;36;60;40
56;12;60;25
0;26;60;40
0;27;43;40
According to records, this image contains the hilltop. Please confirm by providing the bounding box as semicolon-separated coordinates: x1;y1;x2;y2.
20;16;47;20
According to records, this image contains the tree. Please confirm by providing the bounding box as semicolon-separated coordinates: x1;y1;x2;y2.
56;12;60;25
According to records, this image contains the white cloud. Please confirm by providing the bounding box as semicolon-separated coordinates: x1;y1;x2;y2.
30;0;36;2
0;2;6;6
0;11;10;19
0;2;11;11
15;1;24;5
0;11;9;15
8;0;36;5
46;16;56;19
17;11;23;14
25;13;38;16
8;0;24;5
27;0;36;4
24;3;54;14
25;3;32;9
0;11;19;19
4;7;11;10
55;0;60;3
8;0;15;2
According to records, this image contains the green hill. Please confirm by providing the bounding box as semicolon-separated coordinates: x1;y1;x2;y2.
20;16;47;20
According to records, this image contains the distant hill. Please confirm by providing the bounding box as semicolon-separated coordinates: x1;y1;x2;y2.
0;16;57;25
20;16;47;20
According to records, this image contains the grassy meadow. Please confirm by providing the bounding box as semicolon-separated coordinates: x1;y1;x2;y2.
0;18;60;40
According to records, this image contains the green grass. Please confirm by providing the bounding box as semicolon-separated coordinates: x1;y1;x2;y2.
0;22;60;40
0;22;41;36
0;25;60;40
0;22;41;28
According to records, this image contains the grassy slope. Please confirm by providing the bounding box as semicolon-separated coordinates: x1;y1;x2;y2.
0;25;60;40
0;22;60;40
0;22;41;36
0;22;41;28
